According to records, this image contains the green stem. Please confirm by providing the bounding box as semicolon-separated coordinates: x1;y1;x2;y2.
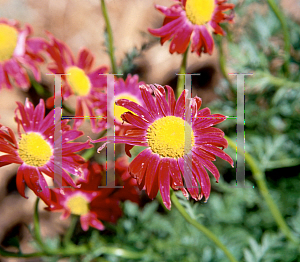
30;77;51;98
170;191;238;262
266;0;290;77
225;136;299;244
101;0;118;74
176;47;189;99
33;198;52;254
0;246;44;258
63;215;78;246
156;192;170;213
217;36;235;95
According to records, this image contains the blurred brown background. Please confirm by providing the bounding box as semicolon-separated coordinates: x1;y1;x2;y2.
0;0;298;260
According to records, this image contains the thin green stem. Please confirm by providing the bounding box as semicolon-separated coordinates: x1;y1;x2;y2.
33;198;52;254
217;36;236;95
170;191;238;262
156;192;170;213
63;215;78;246
266;0;290;77
101;0;118;74
30;77;51;98
225;136;299;244
176;47;189;99
0;246;44;258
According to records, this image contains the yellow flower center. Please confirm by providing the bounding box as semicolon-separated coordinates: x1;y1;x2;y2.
147;116;195;158
18;132;52;167
113;94;140;123
67;195;89;215
66;66;91;96
185;0;215;25
0;24;18;62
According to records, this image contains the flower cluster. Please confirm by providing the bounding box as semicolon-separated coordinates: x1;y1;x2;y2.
0;0;235;229
46;157;140;231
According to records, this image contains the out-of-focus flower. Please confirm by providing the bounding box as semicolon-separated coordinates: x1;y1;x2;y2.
91;84;233;209
45;33;109;132
0;99;92;201
148;0;234;56
46;157;140;231
0;18;47;90
97;74;146;135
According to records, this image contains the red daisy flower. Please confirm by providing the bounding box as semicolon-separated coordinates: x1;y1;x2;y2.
0;98;92;201
45;33;109;132
91;84;233;209
148;0;234;56
46;158;140;231
97;74;146;135
0;18;47;90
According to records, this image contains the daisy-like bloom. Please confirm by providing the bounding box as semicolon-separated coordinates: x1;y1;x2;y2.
90;84;233;209
148;0;234;56
0;98;92;201
0;18;47;90
45;33;109;132
46;158;140;231
98;74;146;135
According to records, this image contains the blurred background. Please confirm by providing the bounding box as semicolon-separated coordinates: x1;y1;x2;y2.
0;0;300;261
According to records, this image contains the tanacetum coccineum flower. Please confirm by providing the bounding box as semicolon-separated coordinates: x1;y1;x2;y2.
97;74;146;135
45;33;109;132
46;158;140;231
148;0;234;56
0;99;92;201
90;84;233;209
0;18;47;90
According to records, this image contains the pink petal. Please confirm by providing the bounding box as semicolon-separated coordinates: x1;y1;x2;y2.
199;26;214;55
115;99;154;122
77;48;94;72
139;85;159;118
174;89;186;118
145;153;160;198
169;22;193;54
158;158;171;210
200;144;233;167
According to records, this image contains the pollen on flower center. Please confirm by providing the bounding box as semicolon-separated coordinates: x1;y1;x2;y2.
67;195;89;215
66;66;91;96
0;24;18;62
147;116;195;158
18;132;52;167
185;0;215;25
113;94;140;123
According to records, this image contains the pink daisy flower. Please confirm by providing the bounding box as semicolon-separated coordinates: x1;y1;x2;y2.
0;99;92;201
148;0;234;56
46;158;140;231
97;74;146;135
90;84;233;210
0;18;47;90
45;33;109;132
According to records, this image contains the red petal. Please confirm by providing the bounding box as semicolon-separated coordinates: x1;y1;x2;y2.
158;158;171;209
